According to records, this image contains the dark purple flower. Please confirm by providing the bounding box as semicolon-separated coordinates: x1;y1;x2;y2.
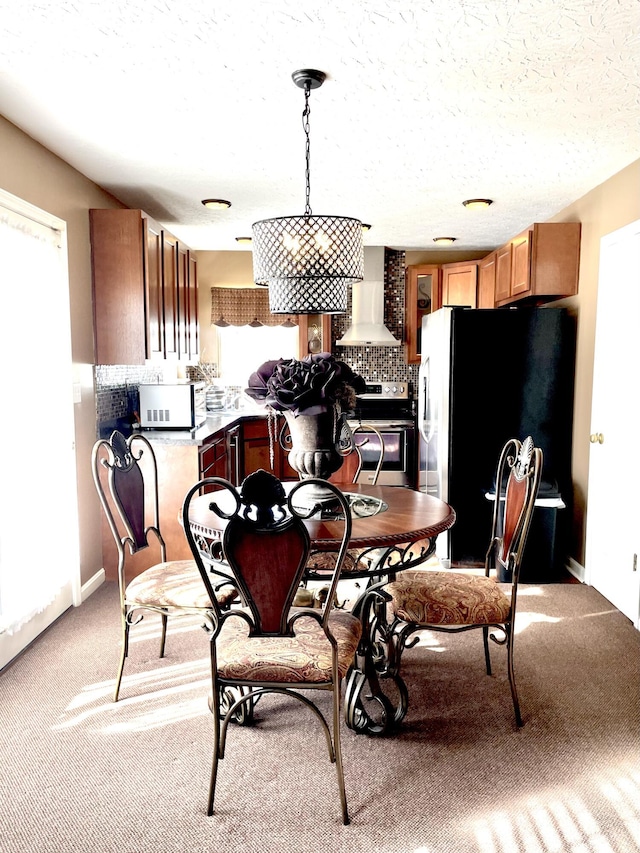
245;354;365;417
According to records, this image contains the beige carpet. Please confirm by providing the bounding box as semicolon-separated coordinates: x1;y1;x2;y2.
1;581;639;853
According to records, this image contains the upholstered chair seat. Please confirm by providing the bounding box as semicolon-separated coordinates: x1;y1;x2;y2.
216;610;362;683
386;570;512;626
126;560;238;610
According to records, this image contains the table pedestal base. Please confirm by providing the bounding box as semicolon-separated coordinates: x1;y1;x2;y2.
344;539;439;736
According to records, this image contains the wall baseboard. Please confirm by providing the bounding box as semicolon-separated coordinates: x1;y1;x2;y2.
567;557;586;583
80;569;105;602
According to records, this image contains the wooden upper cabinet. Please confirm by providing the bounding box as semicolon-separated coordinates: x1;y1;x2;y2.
494;243;512;303
404;264;441;364
90;208;198;364
510;230;532;296
177;244;189;357
91;209;150;365
298;313;332;358
441;261;478;308
162;232;179;356
494;222;581;306
145;215;164;359
478;253;496;309
187;252;199;360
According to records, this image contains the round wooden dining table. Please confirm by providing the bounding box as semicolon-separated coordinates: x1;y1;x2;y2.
188;482;455;569
186;482;456;736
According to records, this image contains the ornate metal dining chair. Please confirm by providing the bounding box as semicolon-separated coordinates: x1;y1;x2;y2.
336;422;385;487
92;430;238;701
181;470;361;825
371;436;542;729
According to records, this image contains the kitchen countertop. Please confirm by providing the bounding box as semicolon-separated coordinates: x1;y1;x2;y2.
139;410;263;446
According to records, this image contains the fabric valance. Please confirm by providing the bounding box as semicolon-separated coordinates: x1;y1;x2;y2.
210;287;297;327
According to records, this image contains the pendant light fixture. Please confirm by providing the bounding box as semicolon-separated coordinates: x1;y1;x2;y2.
252;69;364;314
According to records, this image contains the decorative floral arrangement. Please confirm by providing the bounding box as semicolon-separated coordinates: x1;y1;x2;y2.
246;353;366;418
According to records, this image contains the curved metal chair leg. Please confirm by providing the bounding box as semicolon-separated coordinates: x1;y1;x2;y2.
332;683;349;825
113;615;130;702
159;611;168;658
207;684;222;816
506;626;523;727
482;625;492;675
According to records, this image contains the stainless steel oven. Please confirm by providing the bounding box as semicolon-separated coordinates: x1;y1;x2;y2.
348;381;417;488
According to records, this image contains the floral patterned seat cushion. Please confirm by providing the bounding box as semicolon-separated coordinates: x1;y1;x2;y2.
125;560;238;609
215;610;362;683
306;547;390;575
306;550;358;574
385;570;511;626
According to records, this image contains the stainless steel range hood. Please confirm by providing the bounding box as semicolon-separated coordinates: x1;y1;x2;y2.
336;247;400;347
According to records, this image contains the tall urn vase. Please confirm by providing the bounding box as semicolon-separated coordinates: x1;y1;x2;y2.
283;408;352;503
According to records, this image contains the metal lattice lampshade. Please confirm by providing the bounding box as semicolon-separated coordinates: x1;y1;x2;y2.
252;69;365;315
252;214;364;314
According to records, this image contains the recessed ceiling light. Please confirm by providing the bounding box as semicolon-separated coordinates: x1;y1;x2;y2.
201;198;232;210
433;237;457;245
235;236;252;245
361;223;372;232
462;198;493;210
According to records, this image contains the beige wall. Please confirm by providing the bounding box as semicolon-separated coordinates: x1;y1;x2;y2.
0;116;124;588
196;250;255;363
550;159;640;564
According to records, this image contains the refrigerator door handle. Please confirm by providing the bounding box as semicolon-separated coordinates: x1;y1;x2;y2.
419;357;434;443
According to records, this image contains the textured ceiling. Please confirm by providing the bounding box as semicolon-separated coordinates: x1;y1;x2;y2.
0;0;638;252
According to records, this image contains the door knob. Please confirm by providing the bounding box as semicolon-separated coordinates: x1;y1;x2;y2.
590;433;604;444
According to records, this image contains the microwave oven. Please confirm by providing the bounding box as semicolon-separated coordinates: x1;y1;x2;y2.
138;381;207;429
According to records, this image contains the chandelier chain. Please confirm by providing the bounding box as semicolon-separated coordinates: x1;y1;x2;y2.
302;82;312;216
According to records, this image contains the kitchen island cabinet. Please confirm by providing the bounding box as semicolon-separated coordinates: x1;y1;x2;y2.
242;416;297;481
90;208;198;364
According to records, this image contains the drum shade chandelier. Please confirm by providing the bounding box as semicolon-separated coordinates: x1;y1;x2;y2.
252;69;364;314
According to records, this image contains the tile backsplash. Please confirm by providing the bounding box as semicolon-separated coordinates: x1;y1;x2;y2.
332;247;418;395
94;363;221;435
94;364;163;427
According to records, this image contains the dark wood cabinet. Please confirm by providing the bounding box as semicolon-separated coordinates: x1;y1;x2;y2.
199;433;228;480
187;252;199;359
242;418;272;475
242;416;297;481
162;232;179;356
146;216;164;359
226;424;242;486
90;208;198;364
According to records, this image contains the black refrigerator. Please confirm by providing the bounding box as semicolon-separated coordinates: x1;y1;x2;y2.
418;306;576;578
